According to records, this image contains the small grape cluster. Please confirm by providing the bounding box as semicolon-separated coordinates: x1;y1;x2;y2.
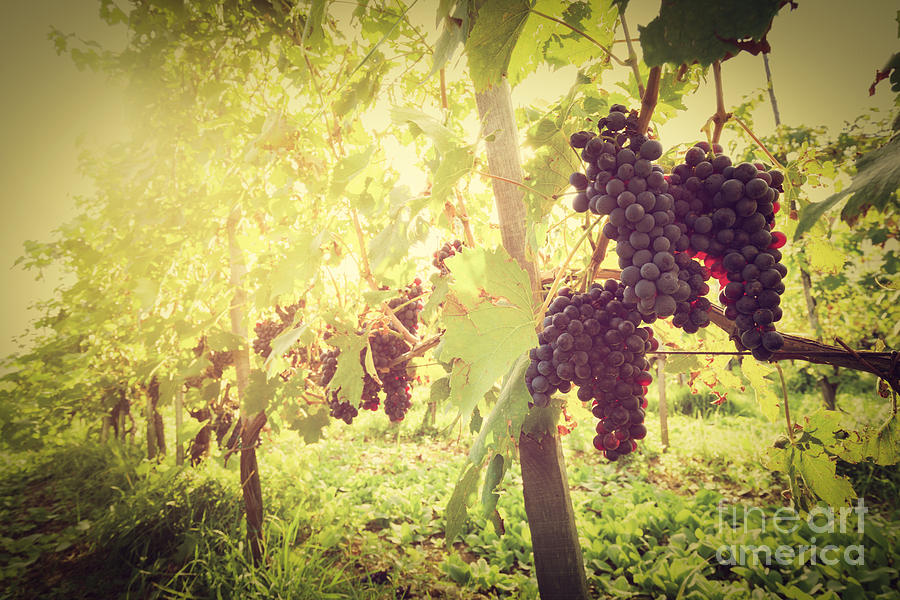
525;281;656;460
252;300;305;359
388;279;425;334
668;142;787;358
433;239;464;275
319;349;339;387
328;390;359;424
569;106;712;332
185;336;236;388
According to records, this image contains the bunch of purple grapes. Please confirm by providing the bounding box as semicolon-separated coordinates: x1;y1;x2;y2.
389;279;425;334
433;239;464;275
525;280;656;461
569;105;712;332
668;141;788;359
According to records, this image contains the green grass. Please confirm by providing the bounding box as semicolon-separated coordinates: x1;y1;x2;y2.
1;387;898;599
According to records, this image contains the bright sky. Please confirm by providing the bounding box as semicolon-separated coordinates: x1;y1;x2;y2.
1;0;896;359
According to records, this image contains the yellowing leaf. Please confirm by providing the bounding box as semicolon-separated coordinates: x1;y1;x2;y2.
740;359;780;422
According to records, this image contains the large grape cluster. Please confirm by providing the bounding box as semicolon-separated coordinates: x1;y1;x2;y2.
668;142;787;358
525;280;656;460
433;239;464;275
569;106;712;332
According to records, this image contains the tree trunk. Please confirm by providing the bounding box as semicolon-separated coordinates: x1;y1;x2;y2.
474;78;589;600
227;208;265;564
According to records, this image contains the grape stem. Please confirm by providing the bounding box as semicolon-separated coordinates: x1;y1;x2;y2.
529;8;627;66
618;9;644;98
454;188;477;248
775;363;795;444
730;115;785;171
709;61;731;144
475;170;556;202
350;207;420;345
535;216;604;328
636;66;661;135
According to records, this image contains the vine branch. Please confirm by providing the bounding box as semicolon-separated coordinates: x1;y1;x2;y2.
350;208;420;345
636;66;662;135
475;170;556;202
709;61;730;144
776;363;795;443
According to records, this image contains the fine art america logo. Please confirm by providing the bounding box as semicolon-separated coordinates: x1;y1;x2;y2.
715;499;867;566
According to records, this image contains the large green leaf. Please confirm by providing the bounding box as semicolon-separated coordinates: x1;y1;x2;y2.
244;370;277;416
442;247;537;417
796;136;900;237
325;331;369;406
638;0;786;67
466;0;532;91
445;463;482;545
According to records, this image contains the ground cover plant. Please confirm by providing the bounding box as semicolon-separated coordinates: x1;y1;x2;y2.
1;0;899;598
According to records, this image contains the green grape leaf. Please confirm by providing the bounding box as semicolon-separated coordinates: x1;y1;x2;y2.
429;2;468;78
469;352;531;465
244;370;277;416
390;106;463;155
265;323;311;378
802;410;849;449
638;0;786;67
740;359;780;422
838;411;900;466
794;192;851;241
797;136;900;236
421;275;449;323
466;0;531;91
430;376;451;404
302;0;327;47
445;462;482;546
442;247;537;417
329;146;375;200
288;406;331;444
481;453;505;534
797;446;857;507
325;331;369;406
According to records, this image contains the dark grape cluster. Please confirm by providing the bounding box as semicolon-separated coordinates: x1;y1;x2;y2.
382;366;413;421
319;348;339;387
569;106;712;332
433;239;464;275
328;390;359;424
525;280;656;460
185;337;236;388
668;142;787;359
318;328;416;424
252;301;305;359
388;279;425;334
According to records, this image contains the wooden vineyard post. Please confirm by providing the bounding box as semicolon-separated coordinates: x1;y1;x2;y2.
657;356;669;451
473;78;590;600
175;384;184;466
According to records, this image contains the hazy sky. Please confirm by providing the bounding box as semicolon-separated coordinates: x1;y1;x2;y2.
1;0;897;359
